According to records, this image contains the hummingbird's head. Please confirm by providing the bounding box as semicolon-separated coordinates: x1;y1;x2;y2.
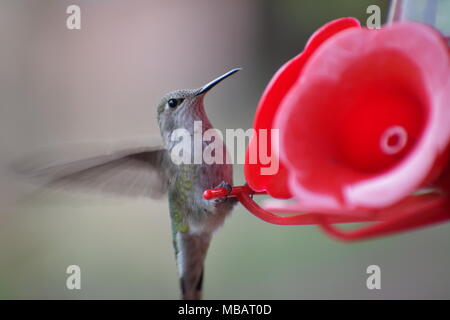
156;68;241;146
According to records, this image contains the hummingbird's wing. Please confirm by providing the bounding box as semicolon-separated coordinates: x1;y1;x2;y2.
16;146;170;199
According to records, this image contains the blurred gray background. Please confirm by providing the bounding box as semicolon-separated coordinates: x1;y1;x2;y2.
2;0;450;299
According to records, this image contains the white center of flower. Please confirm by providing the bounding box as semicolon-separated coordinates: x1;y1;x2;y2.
380;125;408;155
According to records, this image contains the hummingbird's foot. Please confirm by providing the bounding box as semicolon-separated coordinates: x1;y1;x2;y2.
212;181;232;204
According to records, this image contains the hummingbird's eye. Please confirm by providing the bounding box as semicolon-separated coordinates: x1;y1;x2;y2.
167;98;183;109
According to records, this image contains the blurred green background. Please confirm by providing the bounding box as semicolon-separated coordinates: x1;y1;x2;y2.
2;0;450;299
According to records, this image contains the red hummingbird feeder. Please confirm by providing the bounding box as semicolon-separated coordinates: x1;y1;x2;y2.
203;3;450;241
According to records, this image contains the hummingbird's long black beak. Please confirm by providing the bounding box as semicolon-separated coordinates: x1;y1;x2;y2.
195;68;241;96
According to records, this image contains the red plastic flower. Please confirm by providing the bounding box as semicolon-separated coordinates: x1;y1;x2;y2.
245;17;450;214
244;17;362;199
207;17;450;239
274;21;450;213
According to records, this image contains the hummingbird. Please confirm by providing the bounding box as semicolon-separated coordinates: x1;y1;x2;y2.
19;68;240;299
156;68;239;299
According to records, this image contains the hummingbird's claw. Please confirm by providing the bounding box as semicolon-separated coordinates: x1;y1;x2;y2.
211;181;232;204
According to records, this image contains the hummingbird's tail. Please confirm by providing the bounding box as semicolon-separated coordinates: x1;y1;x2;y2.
174;231;212;300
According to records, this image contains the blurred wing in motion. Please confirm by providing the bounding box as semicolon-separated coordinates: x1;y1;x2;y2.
16;146;170;199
